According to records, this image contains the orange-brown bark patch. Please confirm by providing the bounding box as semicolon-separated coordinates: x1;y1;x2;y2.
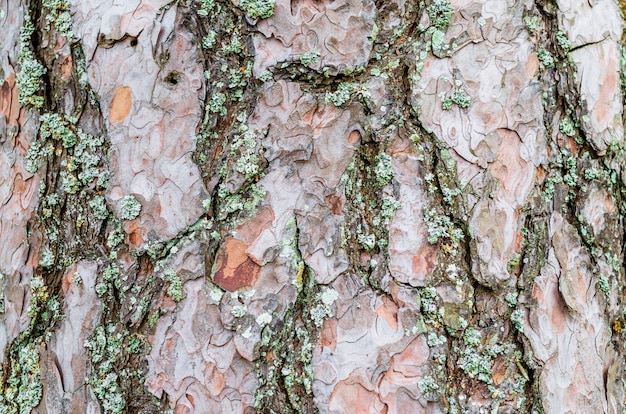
412;245;438;278
1;74;20;127
110;86;132;123
525;54;539;78
126;221;146;249
212;238;261;291
348;130;361;145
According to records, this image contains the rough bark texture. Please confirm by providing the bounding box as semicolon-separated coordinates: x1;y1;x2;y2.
1;0;626;413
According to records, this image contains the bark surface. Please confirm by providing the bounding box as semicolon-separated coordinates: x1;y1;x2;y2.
1;0;625;413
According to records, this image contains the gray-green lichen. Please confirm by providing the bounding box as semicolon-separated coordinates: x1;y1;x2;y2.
119;195;141;220
42;0;73;37
16;15;46;109
239;0;275;19
84;325;126;413
161;268;183;302
0;342;42;414
428;0;454;31
374;152;394;186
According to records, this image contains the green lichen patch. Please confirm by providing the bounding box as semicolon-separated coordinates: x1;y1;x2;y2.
374;152;394;186
427;0;454;31
16;15;46;109
300;51;320;67
240;0;275;19
341;139;403;287
325;82;359;106
42;0;73;38
84;325;126;413
161;268;183;302
0;276;64;413
119;195;141;220
0;342;43;413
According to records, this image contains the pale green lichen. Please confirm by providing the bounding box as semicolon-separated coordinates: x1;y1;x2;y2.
231;305;248;318
431;29;446;52
311;288;339;327
375;152;394;186
202;31;217;49
208;92;227;115
377;196;401;226
197;0;217;16
162;268;183;302
428;0;454;30
17;16;46;109
39;248;54;268
209;286;224;302
537;49;554;68
524;16;538;32
107;221;125;249
457;327;506;384
358;233;376;250
325;82;358;106
0;342;42;413
240;0;275;19
88;195;109;220
42;0;73;37
84;325;126;413
233;125;260;179
427;332;446;347
598;276;610;298
119;195;141;220
222;34;244;55
424;207;464;245
300;51;320;66
504;292;518;307
559;117;576;137
440;89;471;110
555;31;571;52
510;309;524;330
256;312;272;326
418;376;439;395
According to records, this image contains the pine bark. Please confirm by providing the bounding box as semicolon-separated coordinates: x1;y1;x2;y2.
0;0;625;413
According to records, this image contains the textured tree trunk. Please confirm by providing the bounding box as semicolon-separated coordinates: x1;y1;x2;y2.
1;0;625;412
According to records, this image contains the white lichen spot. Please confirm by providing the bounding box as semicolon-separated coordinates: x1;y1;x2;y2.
231;305;247;318
256;312;272;326
209;286;224;302
321;288;339;306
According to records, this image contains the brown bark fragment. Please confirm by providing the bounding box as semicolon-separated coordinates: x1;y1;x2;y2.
213;238;261;292
109;85;132;123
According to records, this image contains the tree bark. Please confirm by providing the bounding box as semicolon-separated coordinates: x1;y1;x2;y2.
0;0;625;413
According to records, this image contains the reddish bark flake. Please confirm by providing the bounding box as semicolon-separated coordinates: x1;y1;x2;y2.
212;238;261;291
